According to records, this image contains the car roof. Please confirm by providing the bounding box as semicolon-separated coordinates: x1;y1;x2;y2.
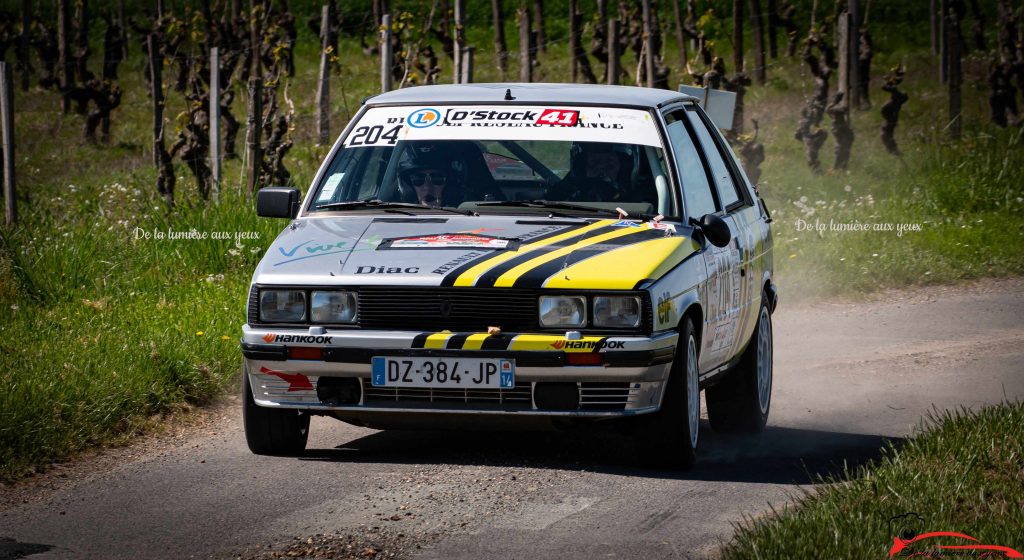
366;83;698;109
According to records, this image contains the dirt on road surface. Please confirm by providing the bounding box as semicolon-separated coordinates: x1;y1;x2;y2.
3;278;1023;560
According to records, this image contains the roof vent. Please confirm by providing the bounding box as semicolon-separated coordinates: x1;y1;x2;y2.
504;88;516;101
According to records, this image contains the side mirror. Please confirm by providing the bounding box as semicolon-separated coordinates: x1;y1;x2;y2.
256;187;300;218
693;213;732;248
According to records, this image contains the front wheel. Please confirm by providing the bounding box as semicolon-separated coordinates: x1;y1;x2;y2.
242;364;310;456
635;317;700;470
706;292;773;434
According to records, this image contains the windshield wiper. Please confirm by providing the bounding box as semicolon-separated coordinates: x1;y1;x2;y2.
316;199;474;215
477;200;642;219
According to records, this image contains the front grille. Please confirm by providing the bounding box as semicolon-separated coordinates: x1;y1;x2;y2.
359;381;635;412
358;287;538;331
362;380;533;411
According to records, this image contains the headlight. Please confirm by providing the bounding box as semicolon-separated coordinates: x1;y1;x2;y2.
538;296;586;328
259;290;306;322
311;291;358;323
593;296;641;328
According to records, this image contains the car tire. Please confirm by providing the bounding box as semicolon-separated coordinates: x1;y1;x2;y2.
243;364;310;456
706;291;773;434
635;317;700;470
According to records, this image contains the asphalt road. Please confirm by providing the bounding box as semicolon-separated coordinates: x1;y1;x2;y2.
3;279;1023;560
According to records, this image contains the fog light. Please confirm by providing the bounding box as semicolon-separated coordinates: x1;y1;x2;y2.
533;382;580;410
316;377;361;406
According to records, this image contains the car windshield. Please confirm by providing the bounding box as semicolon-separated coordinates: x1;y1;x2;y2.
309;105;678;218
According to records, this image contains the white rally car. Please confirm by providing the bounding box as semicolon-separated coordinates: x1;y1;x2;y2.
242;83;776;469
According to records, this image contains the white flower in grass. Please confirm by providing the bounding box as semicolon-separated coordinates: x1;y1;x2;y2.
10;304;18;311
844;185;852;192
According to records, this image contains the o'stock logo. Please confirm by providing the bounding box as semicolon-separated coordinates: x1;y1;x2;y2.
408;108;441;128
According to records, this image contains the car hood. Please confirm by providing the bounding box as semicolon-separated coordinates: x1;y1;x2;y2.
254;215;699;289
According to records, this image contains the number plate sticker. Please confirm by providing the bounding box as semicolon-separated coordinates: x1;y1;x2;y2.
371;357;515;389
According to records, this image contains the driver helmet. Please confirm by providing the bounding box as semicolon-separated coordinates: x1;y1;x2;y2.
569;142;633;188
399;143;453;206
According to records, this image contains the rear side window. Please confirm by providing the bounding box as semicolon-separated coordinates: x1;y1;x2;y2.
685;110;742;209
665;111;717;219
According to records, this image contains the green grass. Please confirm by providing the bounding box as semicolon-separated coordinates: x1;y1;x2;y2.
763;124;1024;298
1;2;1022;480
720;402;1024;558
0;187;276;479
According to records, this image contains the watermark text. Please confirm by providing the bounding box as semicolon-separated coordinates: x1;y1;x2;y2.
133;227;261;242
795;218;923;237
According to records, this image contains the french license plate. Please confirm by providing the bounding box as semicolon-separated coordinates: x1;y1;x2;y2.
371;356;515;389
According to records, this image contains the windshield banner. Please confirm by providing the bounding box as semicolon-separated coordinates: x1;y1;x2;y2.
344;105;663;148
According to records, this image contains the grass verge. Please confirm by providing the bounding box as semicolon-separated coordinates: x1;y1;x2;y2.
720;402;1024;559
0;187;277;481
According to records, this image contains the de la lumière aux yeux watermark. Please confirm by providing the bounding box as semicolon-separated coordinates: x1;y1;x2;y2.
795;218;924;237
134;227;262;242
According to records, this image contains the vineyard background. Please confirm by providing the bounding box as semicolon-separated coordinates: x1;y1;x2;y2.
0;0;1022;481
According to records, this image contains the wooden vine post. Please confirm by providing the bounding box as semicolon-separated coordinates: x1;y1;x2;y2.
607;18;620;85
246;77;263;197
0;62;15;226
518;7;532;82
380;14;393;92
642;0;655;87
210;47;221;203
316;4;331;143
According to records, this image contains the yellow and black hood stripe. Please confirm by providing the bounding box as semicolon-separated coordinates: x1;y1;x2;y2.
439;219;690;289
439;220;601;287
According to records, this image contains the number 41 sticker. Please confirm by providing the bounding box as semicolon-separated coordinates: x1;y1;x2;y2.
536;109;579;126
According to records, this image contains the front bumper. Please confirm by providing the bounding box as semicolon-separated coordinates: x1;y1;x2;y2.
241;325;678;418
